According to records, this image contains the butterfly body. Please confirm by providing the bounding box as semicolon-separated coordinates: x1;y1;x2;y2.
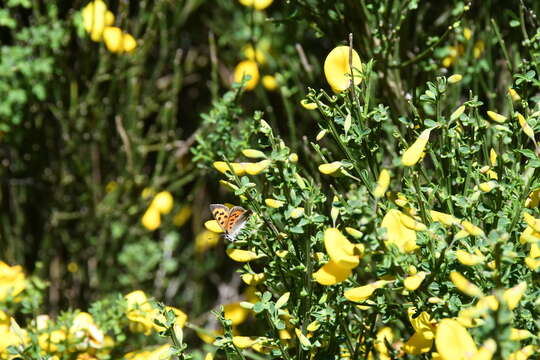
209;204;251;241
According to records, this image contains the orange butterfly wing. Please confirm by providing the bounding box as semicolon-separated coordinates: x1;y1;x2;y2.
226;207;248;233
209;204;230;232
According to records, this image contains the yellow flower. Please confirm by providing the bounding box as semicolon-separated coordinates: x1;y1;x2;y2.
486;111;507;123
404;308;436;355
508;88;521;101
345;227;363;239
242;44;266;64
478;181;496;193
381;209;418;253
0;262;26;301
265;198;285;208
125;344;172;360
242;149;266;159
38;330;67;353
401;128;432;166
324;46;362;92
233;336;257;348
523;212;540;233
151;191;174;215
344;280;387;302
238;0;273;10
510;328;533;341
103;27;137;53
374;327;394;360
318;161;343;175
141;206;161;231
290;207;304;219
234;60;260;90
301;99;318;110
0;313;26;358
241;273;265;285
70;312;105;350
503;282;526;310
508;345;536;360
373;169;390;198
125;290;155;334
204;220;224;233
448;74;463;84
404;271;426;291
173;205;192;227
516;112;535;140
435;319;477;360
244;160;270;175
262;75;278;91
313;260;352;285
451;105;466;121
464;27;473;40
213;161;245;175
82;1;115;41
324;228;362;269
295;328;312;347
450;271;483;297
224;302;249;325
456;249;483;266
226;248;260;262
430;210;459;226
195;230;220;253
461;221;484;236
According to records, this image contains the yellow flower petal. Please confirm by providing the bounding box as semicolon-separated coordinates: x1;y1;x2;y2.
451;105;466;121
471;339;496;360
374;327;394;357
205;220;224;233
448;74;463;84
381;209;418;253
224;302;249;325
103;27;137;54
324;46;362;92
344;281;386;302
508;345;536;360
374;169;391;198
523;212;540;233
241;149;266;159
510;328;533;341
435;319;477;360
233;336;256;348
461;221;484;236
213;161;245;175
324;228;360;269
243;160;270;175
151;191;174;215
301;99;318;110
508;88;521;102
345;227;363;239
503;282;527;310
226;249;260;262
82;1;115;41
487;111;507;123
450;271;483;297
313;260;352;285
404;272;426;291
456;249;484;266
478;181;496;193
430;210;459;226
234;60;260;90
241;273;265;285
516;112;535;139
238;0;273;10
401;129;432;166
295;328;311;347
173;205;192;227
141;207;161;231
408;308;436;340
403;331;434;355
399;212;427;231
318;161;342;175
265;198;285;208
262;75;278;91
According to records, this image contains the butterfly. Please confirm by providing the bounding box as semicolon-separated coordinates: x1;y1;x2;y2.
209;204;251;242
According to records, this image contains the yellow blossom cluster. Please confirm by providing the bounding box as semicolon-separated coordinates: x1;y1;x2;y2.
141;191;174;231
82;1;137;53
